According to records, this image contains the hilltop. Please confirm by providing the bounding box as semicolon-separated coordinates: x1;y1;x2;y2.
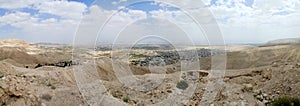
0;39;30;48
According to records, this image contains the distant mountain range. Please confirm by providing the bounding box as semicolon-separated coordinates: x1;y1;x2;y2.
264;38;300;46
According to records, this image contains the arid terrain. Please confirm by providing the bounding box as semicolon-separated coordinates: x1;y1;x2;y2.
0;39;299;106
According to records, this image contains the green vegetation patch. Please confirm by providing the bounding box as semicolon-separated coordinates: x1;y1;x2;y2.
176;80;189;90
271;96;300;106
130;53;146;59
123;97;130;103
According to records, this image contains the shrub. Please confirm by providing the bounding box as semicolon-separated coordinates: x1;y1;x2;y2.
51;86;56;89
176;80;189;90
271;96;300;106
123;97;130;103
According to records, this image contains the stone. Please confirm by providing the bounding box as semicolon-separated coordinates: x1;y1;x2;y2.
224;78;230;82
243;84;253;92
256;95;263;101
230;102;238;106
262;93;268;98
41;103;47;106
296;63;300;68
253;89;261;95
239;95;244;99
256;101;265;106
276;91;280;94
0;82;8;89
262;100;269;104
241;100;247;106
263;74;272;80
272;62;279;67
0;89;4;97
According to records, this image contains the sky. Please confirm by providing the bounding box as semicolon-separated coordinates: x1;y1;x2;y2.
0;0;299;44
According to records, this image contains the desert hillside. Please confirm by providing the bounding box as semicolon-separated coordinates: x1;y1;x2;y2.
0;39;299;106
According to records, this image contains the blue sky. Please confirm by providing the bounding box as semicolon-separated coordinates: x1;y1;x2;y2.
0;9;6;16
0;0;176;21
68;0;95;6
0;0;255;21
0;0;299;44
0;0;258;18
210;0;254;7
0;0;251;21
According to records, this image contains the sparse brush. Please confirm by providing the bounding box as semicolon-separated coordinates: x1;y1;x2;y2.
123;97;130;103
176;80;189;90
130;53;145;59
271;96;300;106
112;93;120;98
50;86;56;89
41;94;52;101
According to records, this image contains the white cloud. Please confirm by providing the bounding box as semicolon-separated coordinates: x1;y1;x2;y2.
253;0;285;11
0;12;32;26
149;0;300;43
0;0;87;43
34;0;87;19
154;0;207;9
6;14;79;43
201;0;211;5
74;5;149;45
0;0;39;9
208;0;300;43
149;9;214;44
117;6;126;10
0;0;87;20
1;0;299;44
112;1;117;5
